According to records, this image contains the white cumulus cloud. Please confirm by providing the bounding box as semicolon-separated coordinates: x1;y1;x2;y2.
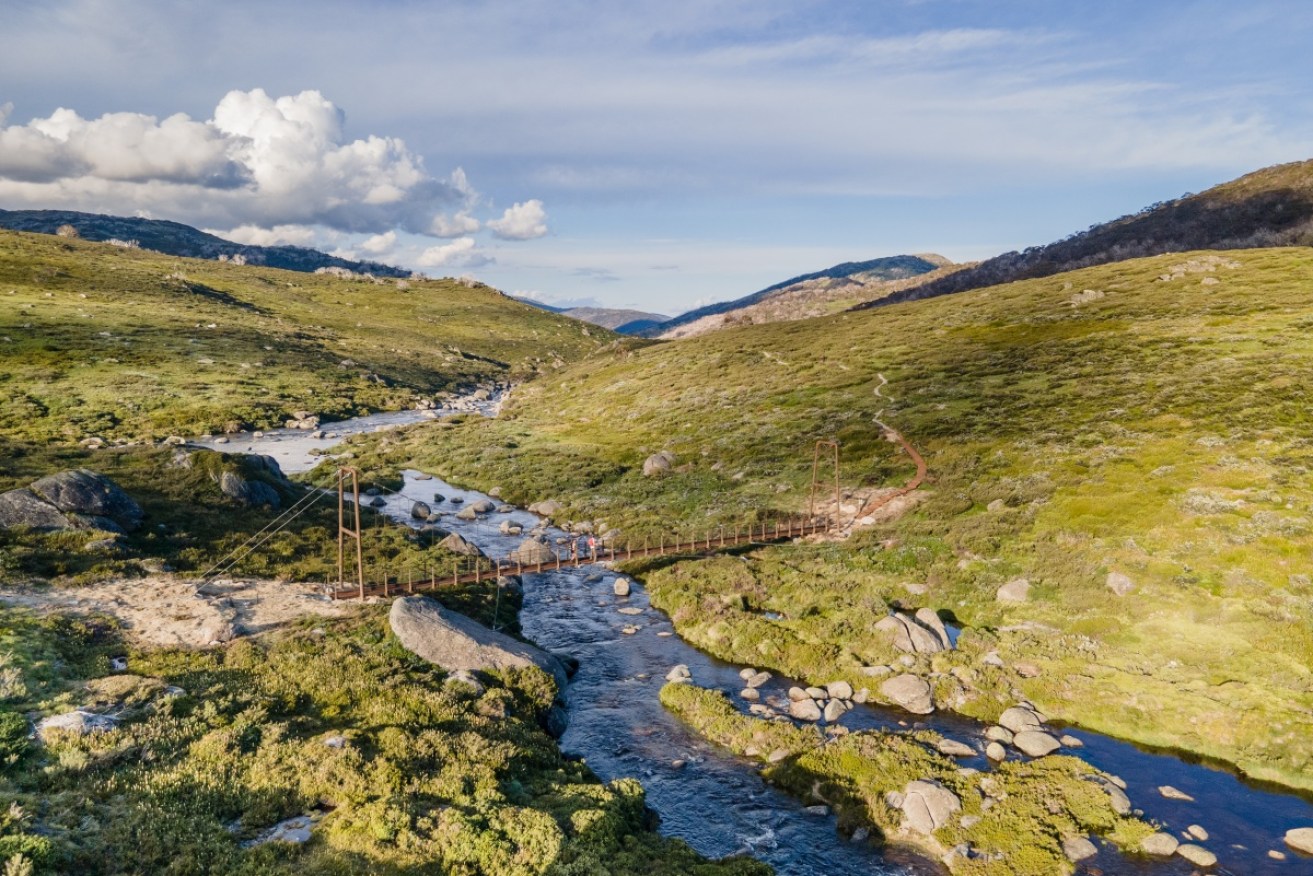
488;199;548;240
0;89;485;237
417;236;493;268
213;223;322;247
360;230;397;255
430;211;481;237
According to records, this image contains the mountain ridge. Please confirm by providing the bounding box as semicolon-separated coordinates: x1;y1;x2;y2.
0;208;412;278
856;157;1313;310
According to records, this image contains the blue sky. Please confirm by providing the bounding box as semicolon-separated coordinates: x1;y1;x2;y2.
1;1;1311;313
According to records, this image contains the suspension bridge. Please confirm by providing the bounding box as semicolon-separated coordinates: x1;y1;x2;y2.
198;423;927;603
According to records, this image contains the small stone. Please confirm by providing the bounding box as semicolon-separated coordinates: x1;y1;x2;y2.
1060;734;1083;748
671;759;686;769
787;686;810;702
1269;849;1287;860
739;667;757;680
985;726;1014;744
665;664;691;683
613;578;632;596
996;578;1030;603
880;674;934;714
1141;833;1179;856
986;742;1007;761
746;671;772;689
323;735;346;749
1106;571;1135;596
741;688;760;702
1175;844;1217;867
804;805;829;816
1187;825;1209;841
1062;836;1097;863
1015;662;1042;678
1158;785;1194;801
617;607;643;615
805;686;828;700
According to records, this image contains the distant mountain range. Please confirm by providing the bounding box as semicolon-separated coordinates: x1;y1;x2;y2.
857;157;1313;311
0;209;411;278
650;253;953;339
515;299;671;335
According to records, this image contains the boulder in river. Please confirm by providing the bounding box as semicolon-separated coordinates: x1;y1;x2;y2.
1013;730;1061;757
439;532;483;557
998;705;1044;734
826;680;853;699
613;578;632;596
1062;836;1097;863
470;499;495;514
389;595;568;690
1175;844;1217;867
411;501;432;519
1283;827;1313;855
499;519;524;536
936;738;975;758
880;674;934;714
510;538;555;565
789;698;822;721
1141;833;1179;856
900;779;960;835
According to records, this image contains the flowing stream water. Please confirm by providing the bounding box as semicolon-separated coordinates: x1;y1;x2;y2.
212;409;1313;875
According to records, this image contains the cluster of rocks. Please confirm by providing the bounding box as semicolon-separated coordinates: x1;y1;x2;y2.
783;680;859;723
0;469;143;536
283;410;320;430
981;702;1082;762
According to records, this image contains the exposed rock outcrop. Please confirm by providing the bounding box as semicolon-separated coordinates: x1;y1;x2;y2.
389;595;568;690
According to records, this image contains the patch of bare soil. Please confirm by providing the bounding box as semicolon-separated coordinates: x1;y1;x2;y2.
0;576;352;648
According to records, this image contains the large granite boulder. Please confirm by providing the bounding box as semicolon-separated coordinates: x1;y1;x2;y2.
389;595;568;690
0;489;75;531
219;471;281;509
880;674;934;714
900;779;960;834
1;470;143;533
30;469;143;531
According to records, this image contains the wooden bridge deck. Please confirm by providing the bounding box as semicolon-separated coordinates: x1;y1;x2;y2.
328;516;829;601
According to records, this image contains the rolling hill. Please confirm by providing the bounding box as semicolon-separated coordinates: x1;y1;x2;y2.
857;157;1313;310
651;253;953;338
0;208;411;277
0;229;614;443
352;245;1313;793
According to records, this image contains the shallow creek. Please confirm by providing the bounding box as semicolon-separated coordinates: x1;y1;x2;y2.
218;411;1313;875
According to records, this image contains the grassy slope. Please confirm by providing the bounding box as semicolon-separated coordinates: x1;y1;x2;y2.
0;606;767;876
351;247;1313;790
0;230;614;443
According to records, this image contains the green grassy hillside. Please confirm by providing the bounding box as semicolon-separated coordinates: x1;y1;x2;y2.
0;230;614;444
350;247;1313;790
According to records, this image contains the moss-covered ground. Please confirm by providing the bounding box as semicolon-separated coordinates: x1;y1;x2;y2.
0;604;768;875
346;247;1313;791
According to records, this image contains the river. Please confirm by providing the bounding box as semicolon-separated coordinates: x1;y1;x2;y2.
210;409;1313;875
